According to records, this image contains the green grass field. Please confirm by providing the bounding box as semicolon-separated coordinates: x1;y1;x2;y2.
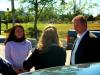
1;22;100;39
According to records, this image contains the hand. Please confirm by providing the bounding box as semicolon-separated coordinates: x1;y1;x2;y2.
15;68;27;74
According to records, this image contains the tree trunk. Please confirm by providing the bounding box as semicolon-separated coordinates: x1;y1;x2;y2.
11;0;15;26
34;0;38;40
73;0;76;14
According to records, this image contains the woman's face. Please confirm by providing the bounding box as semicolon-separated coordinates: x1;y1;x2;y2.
15;27;24;39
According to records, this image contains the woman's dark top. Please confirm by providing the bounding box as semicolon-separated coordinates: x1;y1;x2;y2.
23;45;66;70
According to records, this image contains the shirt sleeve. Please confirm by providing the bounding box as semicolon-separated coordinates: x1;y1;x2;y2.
28;40;33;52
25;40;33;61
5;42;14;66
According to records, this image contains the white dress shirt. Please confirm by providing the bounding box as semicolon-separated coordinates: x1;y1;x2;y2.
71;30;88;64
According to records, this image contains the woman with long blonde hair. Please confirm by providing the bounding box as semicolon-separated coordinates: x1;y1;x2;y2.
23;25;66;70
37;25;62;52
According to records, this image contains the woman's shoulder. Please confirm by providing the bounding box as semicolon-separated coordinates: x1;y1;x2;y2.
6;41;14;45
48;44;65;51
50;44;63;48
25;39;32;44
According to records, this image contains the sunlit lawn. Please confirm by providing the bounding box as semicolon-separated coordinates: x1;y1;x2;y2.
1;22;100;39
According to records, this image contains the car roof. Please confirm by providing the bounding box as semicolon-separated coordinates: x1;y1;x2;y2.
20;62;100;75
90;31;100;33
0;35;7;38
68;29;100;31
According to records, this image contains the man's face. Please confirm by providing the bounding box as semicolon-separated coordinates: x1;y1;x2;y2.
73;20;87;35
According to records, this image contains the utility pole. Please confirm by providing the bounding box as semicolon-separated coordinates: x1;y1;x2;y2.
11;0;15;26
6;8;9;29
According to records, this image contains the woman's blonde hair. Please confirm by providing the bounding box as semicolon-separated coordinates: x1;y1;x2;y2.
37;25;62;51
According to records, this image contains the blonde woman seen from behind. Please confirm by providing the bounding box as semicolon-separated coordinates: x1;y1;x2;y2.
23;25;66;71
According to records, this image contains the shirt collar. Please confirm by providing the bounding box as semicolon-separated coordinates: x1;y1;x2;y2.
77;30;88;39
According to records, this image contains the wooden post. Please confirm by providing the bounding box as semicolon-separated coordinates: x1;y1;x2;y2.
0;17;1;35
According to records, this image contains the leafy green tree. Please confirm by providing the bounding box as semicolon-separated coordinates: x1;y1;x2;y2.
39;5;58;23
19;0;65;40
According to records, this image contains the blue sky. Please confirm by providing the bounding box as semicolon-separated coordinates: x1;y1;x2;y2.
0;0;100;16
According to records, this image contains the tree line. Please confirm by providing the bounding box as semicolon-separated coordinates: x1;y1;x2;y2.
1;8;100;24
0;0;100;24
